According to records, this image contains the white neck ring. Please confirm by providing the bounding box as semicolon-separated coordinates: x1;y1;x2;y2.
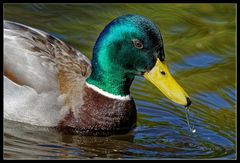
86;82;132;101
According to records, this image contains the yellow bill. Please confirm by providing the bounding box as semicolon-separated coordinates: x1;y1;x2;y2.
144;58;191;106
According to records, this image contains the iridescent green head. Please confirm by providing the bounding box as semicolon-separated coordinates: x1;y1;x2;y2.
87;14;164;95
87;14;191;106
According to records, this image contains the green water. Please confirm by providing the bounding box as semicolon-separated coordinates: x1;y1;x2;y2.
3;3;236;159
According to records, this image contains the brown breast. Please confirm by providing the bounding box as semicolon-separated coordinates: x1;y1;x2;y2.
56;84;137;136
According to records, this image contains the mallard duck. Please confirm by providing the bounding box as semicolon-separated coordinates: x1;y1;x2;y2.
4;14;191;135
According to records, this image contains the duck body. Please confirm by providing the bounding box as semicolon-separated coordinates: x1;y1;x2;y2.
4;15;191;135
4;19;136;135
57;85;136;135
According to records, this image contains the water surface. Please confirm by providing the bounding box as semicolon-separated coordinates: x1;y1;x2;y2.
3;3;236;159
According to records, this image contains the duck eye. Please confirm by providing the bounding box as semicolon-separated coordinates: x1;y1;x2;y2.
132;39;143;49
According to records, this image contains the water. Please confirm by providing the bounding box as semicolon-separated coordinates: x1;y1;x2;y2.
3;4;236;159
185;107;196;133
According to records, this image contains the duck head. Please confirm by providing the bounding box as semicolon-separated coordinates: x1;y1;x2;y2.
87;14;191;107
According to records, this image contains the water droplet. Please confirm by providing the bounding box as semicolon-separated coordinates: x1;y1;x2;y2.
185;107;196;133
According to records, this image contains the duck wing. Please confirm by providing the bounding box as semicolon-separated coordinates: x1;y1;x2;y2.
4;20;91;126
4;20;91;92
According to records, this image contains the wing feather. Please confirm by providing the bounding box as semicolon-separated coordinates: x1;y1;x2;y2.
4;20;92;126
4;20;91;93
